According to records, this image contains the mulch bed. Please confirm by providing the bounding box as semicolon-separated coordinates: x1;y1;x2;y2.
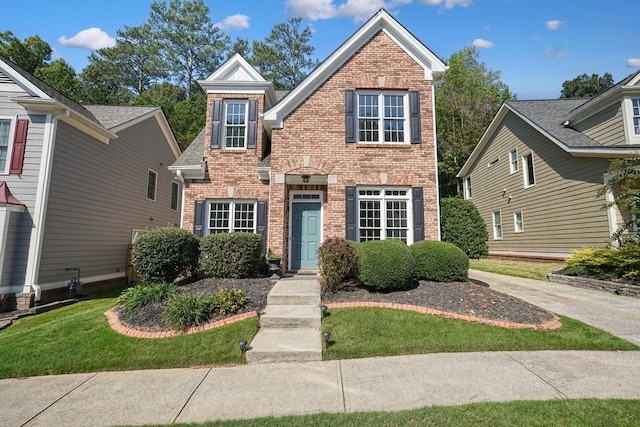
113;277;556;332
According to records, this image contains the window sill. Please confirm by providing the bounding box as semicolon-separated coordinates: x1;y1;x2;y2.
354;143;413;149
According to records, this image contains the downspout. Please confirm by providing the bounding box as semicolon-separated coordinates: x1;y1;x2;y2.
175;169;185;228
25;108;70;302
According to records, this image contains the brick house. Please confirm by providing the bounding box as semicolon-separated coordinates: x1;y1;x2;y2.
170;9;446;272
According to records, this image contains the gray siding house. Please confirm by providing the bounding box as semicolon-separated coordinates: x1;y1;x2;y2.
458;71;640;260
0;56;181;311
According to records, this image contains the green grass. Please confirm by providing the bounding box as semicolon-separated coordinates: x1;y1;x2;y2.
0;292;258;379
321;308;637;360
143;399;640;426
470;258;565;281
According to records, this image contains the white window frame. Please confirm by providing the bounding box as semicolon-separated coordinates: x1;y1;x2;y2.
492;210;503;240
464;176;472;199
146;169;157;201
622;97;640;145
0;116;16;175
224;100;248;150
514;211;524;233
206;200;257;234
356;187;413;244
170;181;180;211
522;153;535;188
357;91;410;144
509;149;518;174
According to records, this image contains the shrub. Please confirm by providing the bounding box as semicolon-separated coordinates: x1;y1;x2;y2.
132;227;200;283
440;197;488;259
117;282;177;312
162;293;213;331
318;238;358;292
211;288;247;315
200;233;263;278
353;240;415;291
410;240;469;282
565;244;640;282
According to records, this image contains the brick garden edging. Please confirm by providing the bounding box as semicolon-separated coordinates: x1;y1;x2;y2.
104;309;258;339
324;302;563;330
548;273;640;299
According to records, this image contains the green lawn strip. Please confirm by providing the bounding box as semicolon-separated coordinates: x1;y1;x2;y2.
0;296;258;379
320;308;637;360
140;399;640;427
469;259;565;281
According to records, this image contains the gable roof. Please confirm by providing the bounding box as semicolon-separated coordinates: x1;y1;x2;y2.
457;98;640;177
263;8;446;129
84;105;158;130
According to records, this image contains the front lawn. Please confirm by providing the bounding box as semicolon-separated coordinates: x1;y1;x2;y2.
470;258;565;281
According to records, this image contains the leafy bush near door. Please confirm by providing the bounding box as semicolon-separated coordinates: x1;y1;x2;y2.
440;197;488;259
318;238;358;293
132;227;200;283
353;240;415;291
200;233;263;278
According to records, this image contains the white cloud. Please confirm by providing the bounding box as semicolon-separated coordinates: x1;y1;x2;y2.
545;20;564;30
627;58;640;68
545;47;570;58
422;0;473;9
214;14;250;30
472;38;493;48
58;27;116;50
286;0;411;22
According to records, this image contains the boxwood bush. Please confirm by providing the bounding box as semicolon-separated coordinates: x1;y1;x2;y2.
353;239;415;291
131;227;200;283
440;197;488;259
410;240;469;282
200;232;263;278
318;237;358;293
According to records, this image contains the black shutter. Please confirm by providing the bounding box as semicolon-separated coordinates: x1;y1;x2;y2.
345;90;356;143
210;100;222;149
194;201;205;237
247;99;258;149
409;91;421;144
256;200;268;254
345;186;356;240
412;187;424;242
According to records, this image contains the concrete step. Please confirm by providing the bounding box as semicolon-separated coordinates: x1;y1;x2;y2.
267;279;320;306
246;328;322;364
260;305;321;329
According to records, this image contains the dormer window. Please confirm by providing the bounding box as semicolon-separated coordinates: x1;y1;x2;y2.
622;97;640;144
632;98;640;135
225;101;247;149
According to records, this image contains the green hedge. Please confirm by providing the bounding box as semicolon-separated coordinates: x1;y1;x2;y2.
318;238;358;293
353;240;415;291
565;243;640;282
131;227;200;283
200;232;263;278
440;197;488;259
410;240;469;282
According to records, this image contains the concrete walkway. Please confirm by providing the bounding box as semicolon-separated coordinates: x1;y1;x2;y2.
2;271;640;426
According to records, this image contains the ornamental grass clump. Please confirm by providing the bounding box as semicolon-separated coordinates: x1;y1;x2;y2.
410;240;469;282
318;237;358;293
353;239;415;291
162;293;213;331
117;282;177;312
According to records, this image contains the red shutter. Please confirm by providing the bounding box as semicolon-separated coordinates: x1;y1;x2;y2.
9;119;29;174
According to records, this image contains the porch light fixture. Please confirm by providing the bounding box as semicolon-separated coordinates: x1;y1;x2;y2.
238;338;248;353
302;174;310;183
322;330;331;349
320;305;328;318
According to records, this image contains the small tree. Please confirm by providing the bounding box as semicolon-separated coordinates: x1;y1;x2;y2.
600;156;640;244
440;197;488;259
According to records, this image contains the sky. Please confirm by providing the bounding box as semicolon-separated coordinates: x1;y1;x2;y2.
1;0;638;100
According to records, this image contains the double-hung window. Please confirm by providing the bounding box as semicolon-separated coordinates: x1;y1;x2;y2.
492;211;503;239
522;153;535;188
0;118;13;174
358;92;407;143
464;176;472;199
357;188;412;243
224;101;247;149
514;211;524;233
631;98;640;137
509;149;518;174
208;201;256;234
171;181;180;210
146;170;157;201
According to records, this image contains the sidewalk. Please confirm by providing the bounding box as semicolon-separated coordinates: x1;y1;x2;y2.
2;271;640;427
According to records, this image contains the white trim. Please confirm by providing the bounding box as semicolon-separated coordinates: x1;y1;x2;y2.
205;200;258;234
513;210;524;233
288;190;324;271
432;83;441;240
356;91;410;144
23;109;69;293
509;148;518;174
604;173;619;247
621;96;640;145
463;175;472;199
146;169;158;201
355;186;414;244
0;116;16;175
131;229;148;243
223;100;249;150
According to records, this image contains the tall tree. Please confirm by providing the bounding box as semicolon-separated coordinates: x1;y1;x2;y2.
80;54;133;105
560;73;614;98
148;0;229;97
228;37;251;59
436;46;515;197
34;59;82;101
250;18;319;90
0;32;51;73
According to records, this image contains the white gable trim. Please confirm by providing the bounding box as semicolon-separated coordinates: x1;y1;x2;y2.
0;60;50;99
204;53;266;82
263;9;446;129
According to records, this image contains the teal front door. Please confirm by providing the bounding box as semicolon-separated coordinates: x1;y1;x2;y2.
291;202;321;270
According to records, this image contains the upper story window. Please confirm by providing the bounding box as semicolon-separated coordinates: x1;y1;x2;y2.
0;118;12;174
358;92;408;143
622;97;640;145
171;181;180;211
208;201;256;234
522;153;535;188
147;169;157;201
464;176;472;199
631;98;640;136
225;101;247;149
357;188;412;244
509;149;518;174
